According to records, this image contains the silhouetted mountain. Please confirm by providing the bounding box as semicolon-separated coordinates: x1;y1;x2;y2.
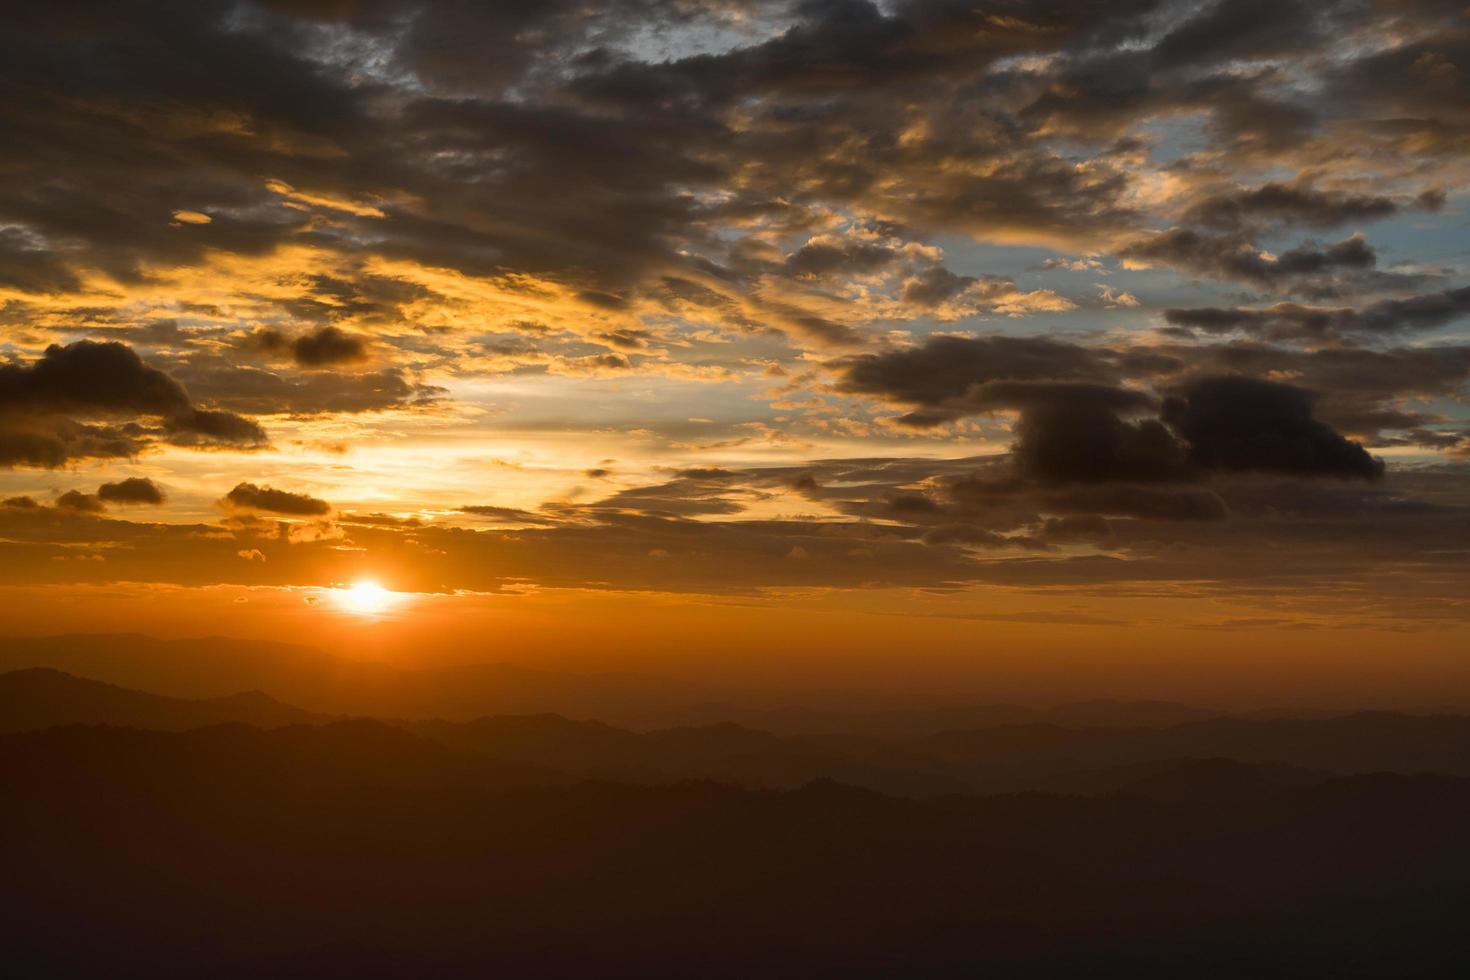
408;715;964;795
4;723;1469;978
0;633;754;724
0;719;565;797
675;698;1219;737
0;634;1234;733
0;668;323;732
903;713;1470;787
1110;757;1330;806
655;697;1218;737
9;665;1470;801
406;708;1470;796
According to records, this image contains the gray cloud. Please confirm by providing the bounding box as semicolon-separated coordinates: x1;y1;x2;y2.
97;477;166;505
222;482;331;516
1165;287;1470;342
0;341;266;467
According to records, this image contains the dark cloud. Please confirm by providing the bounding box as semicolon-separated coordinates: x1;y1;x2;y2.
458;505;560;526
0;228;81;293
835;336;1112;416
1152;0;1321;70
164;409;269;449
55;490;104;513
898;267;973;306
172;362;444;416
0;341;265;466
1158;343;1470;406
0;341;191;417
0;420;146;469
222;482;331;516
1121;230;1381;295
1323;29;1470;155
1165;287;1470;342
1012;400;1189;486
785;239;899;279
97;477;166;505
1182;183;1402;232
1162;377;1384;480
244;326;370;368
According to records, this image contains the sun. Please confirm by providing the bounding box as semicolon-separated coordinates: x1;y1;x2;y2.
337;579;397;616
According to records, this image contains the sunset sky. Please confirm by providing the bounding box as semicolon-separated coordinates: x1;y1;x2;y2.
2;0;1468;700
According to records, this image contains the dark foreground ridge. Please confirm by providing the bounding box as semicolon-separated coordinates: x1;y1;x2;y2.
4;715;1470;978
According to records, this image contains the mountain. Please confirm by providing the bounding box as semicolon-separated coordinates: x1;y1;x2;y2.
903;713;1470;785
8;666;1470;798
0;634;1226;732
0;719;565;797
408;715;964;795
0;633;740;724
1108;757;1330;805
657;698;1218;737
4;722;1469;978
0;668;322;732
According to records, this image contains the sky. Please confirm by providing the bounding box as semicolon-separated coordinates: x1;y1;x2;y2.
1;0;1468;702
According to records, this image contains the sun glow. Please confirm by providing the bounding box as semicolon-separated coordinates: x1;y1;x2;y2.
337;579;398;616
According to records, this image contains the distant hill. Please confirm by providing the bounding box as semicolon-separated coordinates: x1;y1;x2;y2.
0;719;565;796
0;668;323;733
658;698;1218;737
8;667;1470;797
0;633;751;724
4;722;1469;978
1108;757;1330;805
0;633;1226;732
903;713;1470;786
408;715;965;795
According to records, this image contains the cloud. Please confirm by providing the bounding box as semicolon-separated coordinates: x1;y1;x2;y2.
1120;230;1382;295
1182;182;1403;232
835;335;1113;418
833;332;1392;487
1164;287;1470;341
0;0;1466;618
222;482;331;516
458;505;559;526
0;341;266;467
164;409;269;448
1007;390;1191;486
1162;377;1384;480
0;340;192;417
97;477;166;505
243;325;370;368
171;363;444;416
55;490;104;513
